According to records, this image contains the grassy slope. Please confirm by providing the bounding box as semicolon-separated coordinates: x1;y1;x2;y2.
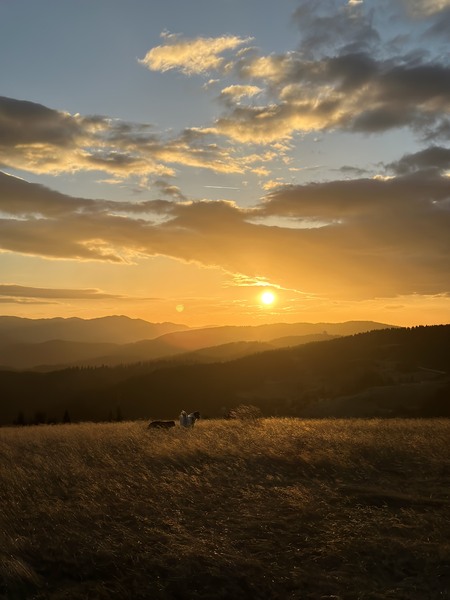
1;419;449;599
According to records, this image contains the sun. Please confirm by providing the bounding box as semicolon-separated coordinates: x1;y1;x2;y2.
261;290;276;305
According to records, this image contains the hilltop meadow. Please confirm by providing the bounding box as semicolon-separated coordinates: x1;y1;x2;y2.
1;417;449;599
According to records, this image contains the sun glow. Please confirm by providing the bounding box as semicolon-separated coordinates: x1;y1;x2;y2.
261;290;276;305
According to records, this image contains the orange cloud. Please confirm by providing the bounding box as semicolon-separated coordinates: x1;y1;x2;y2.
1;165;449;302
405;0;450;16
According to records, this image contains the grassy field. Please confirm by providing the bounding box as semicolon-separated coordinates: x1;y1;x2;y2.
1;418;449;599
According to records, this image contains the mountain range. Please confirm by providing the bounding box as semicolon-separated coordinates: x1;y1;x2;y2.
0;323;448;425
0;322;450;425
0;316;393;370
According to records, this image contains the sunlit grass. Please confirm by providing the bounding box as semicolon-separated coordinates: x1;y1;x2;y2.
1;419;449;598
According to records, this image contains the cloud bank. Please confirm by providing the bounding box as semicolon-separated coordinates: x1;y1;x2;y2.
0;96;251;180
1;155;449;299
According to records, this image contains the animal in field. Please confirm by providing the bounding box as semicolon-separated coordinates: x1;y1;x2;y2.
148;420;176;429
188;411;200;426
179;410;200;427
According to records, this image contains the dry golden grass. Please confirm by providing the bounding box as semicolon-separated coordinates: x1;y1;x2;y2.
0;418;449;599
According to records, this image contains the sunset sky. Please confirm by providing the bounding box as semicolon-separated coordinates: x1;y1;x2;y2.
1;0;449;327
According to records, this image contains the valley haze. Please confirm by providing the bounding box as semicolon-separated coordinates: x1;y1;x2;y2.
0;315;393;370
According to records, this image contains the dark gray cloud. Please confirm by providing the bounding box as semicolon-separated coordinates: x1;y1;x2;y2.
0;171;92;217
293;0;380;58
351;77;450;135
387;146;450;174
338;165;371;177
259;171;450;220
153;179;187;200
424;7;450;35
0;96;81;147
215;44;450;142
324;52;379;92
376;62;450;106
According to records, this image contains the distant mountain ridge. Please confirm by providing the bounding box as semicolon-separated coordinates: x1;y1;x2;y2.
0;315;188;344
0;317;394;370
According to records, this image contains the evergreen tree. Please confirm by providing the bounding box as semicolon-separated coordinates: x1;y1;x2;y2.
14;410;26;426
33;411;46;425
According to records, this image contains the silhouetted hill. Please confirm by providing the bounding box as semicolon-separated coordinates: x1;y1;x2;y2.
178;340;275;362
172;334;340;363
0;340;120;371
0;315;188;345
107;325;449;420
0;324;448;425
52;330;346;370
143;320;391;352
0;319;391;370
269;332;340;348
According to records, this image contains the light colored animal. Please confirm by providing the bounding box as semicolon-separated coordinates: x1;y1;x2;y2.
179;410;200;427
188;411;200;426
179;410;188;427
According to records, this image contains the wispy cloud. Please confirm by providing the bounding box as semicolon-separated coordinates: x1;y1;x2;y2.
204;185;240;190
0;284;125;300
219;85;262;104
138;32;252;75
386;146;450;175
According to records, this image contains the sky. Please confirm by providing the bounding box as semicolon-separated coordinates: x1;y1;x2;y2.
0;0;449;328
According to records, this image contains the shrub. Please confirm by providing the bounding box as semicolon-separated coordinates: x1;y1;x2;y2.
227;404;262;420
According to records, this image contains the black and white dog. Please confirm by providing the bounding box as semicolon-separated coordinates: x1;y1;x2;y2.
179;410;200;427
148;420;176;429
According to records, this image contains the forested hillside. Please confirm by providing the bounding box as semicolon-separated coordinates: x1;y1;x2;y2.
0;315;188;344
0;317;391;370
0;325;448;425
